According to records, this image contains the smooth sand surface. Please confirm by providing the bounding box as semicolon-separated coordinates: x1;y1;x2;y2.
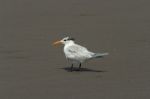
0;0;150;99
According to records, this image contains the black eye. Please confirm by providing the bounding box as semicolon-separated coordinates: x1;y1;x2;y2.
64;40;67;41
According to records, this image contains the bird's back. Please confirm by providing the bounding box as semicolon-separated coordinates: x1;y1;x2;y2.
64;43;94;63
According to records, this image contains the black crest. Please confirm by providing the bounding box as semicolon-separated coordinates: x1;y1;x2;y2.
68;37;75;41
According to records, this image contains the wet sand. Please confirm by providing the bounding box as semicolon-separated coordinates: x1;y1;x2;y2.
0;0;150;99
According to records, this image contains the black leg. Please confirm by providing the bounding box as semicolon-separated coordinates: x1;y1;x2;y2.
79;63;81;71
71;64;73;72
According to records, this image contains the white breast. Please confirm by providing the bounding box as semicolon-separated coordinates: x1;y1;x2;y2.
63;42;94;63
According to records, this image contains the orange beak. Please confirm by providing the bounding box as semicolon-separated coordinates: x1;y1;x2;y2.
52;40;62;46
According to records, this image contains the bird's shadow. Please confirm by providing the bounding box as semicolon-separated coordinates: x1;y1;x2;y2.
59;67;107;73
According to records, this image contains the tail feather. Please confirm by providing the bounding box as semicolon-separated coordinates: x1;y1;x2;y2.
92;53;109;58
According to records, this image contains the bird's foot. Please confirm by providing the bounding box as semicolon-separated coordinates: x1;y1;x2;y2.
70;64;73;72
70;67;73;72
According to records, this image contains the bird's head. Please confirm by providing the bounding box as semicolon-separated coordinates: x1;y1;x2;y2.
52;37;75;46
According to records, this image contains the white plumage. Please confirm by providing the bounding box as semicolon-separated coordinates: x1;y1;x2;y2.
53;37;108;71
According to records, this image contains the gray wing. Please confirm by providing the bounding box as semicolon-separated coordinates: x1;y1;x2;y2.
67;44;94;59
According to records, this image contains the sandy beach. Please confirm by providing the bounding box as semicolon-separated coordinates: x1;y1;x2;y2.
0;0;150;99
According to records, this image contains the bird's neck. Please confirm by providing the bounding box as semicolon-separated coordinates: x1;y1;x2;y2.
65;41;75;46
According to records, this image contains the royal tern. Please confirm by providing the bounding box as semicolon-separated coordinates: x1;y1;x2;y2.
53;37;108;71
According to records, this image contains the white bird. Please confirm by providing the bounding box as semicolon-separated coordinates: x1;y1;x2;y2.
53;37;108;71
